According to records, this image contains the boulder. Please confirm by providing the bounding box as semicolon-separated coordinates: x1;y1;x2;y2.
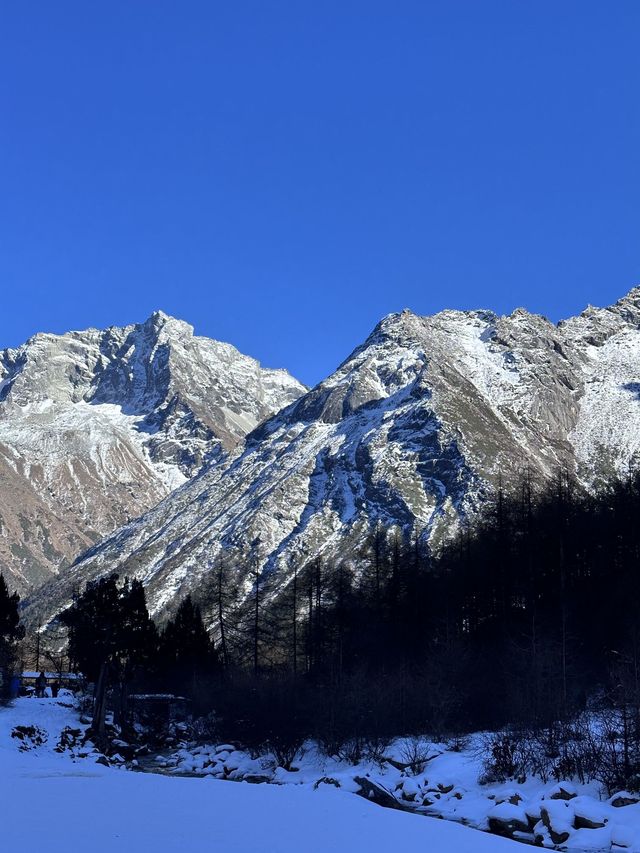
354;777;406;810
243;774;272;784
108;742;139;761
532;820;552;847
611;792;640;808
399;778;421;802
541;800;574;845
611;824;635;848
494;790;522;806
524;800;542;828
222;750;246;771
574;813;606;830
573;797;608;830
548;781;578;801
487;802;530;837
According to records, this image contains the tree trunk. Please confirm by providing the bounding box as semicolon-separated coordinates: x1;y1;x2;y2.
114;677;129;731
217;564;228;670
292;564;298;677
253;561;260;677
92;660;109;745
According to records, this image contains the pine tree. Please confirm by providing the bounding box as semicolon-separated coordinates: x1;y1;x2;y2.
159;595;219;700
61;574;156;740
0;573;25;704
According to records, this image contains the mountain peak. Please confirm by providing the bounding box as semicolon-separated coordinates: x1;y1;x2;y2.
0;313;305;596
370;309;425;340
142;310;194;338
610;286;640;323
620;284;640;300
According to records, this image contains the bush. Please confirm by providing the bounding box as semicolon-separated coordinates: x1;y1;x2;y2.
399;736;432;774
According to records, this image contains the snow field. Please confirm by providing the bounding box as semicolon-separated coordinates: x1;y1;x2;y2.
1;697;521;853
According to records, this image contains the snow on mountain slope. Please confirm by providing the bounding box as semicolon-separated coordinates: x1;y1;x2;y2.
27;288;640;626
566;330;640;485
0;312;304;595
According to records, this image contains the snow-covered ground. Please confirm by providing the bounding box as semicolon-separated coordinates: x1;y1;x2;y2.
7;696;640;851
0;696;521;853
157;733;640;851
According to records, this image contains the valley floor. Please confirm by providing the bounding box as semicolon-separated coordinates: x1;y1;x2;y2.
0;696;520;853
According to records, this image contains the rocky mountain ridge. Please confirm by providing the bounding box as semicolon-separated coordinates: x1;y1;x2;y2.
26;287;640;627
0;311;305;594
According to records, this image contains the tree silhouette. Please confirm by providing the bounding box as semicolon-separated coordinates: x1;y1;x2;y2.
0;573;24;703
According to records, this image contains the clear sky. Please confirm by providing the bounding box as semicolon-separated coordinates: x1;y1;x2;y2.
1;2;638;386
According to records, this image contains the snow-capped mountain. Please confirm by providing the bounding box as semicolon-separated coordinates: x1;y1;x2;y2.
28;288;640;625
0;311;304;594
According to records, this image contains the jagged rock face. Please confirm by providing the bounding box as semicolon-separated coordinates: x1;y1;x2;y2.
0;311;305;595
27;288;640;626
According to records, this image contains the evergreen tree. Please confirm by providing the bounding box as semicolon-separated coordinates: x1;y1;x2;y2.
0;573;24;704
159;595;219;702
61;574;156;739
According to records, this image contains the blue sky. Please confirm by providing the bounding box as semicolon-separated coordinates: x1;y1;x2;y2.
1;2;638;386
